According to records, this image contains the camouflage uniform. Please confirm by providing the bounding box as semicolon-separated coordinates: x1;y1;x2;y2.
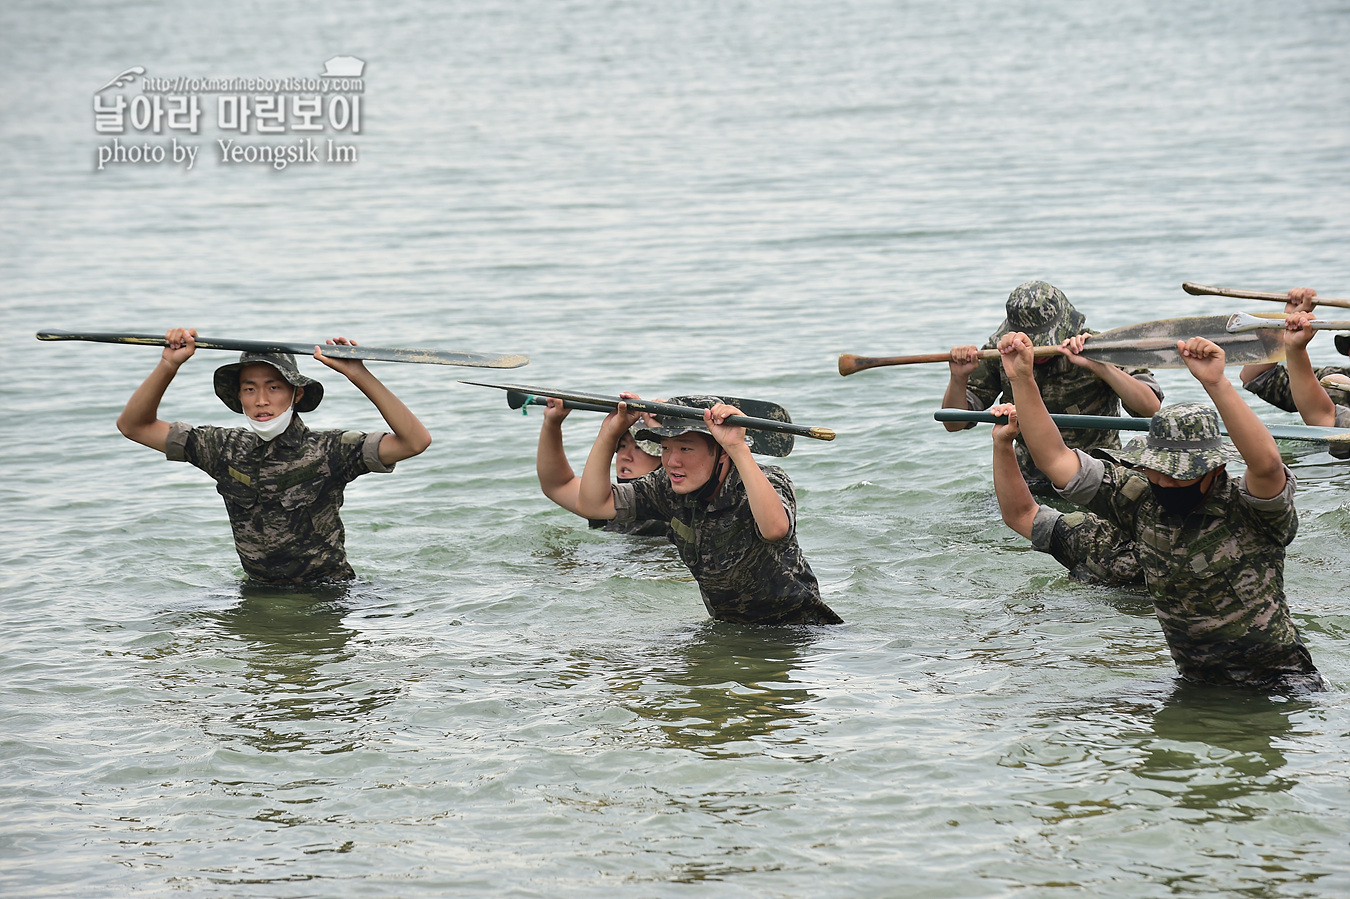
1058;449;1323;691
166;416;392;584
1244;365;1350;460
590;516;669;538
1243;363;1350;414
1029;506;1143;587
612;464;842;625
957;282;1163;487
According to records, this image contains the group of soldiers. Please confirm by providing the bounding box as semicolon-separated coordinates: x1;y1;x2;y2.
117;282;1350;693
941;282;1348;693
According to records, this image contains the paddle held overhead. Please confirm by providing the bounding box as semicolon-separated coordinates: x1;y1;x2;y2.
839;314;1286;375
37;329;529;369
933;409;1350;449
1182;282;1350;310
462;380;836;456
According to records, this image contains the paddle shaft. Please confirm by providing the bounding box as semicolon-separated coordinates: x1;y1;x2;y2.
839;314;1286;375
1183;282;1350;310
934;409;1350;447
463;380;835;441
35;329;530;368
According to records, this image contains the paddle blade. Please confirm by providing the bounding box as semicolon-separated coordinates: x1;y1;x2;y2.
1076;315;1286;368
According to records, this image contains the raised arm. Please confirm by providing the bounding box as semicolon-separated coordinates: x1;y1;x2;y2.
706;403;790;541
313;338;431;465
989;403;1036;539
117;327;197;452
1240;287;1317;385
941;345;981;431
1179;337;1285;499
576;402;640;520
1283;312;1338;427
999;332;1082;490
535;398;583;515
1060;333;1162;417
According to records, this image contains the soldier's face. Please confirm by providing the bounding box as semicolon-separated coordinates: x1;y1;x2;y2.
661;434;717;493
238;363;299;421
616;433;661;480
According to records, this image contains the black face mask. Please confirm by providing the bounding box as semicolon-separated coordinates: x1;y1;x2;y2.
1149;479;1208;517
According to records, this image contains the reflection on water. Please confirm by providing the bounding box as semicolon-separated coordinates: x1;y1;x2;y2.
616;622;825;760
1131;683;1310;814
187;582;401;754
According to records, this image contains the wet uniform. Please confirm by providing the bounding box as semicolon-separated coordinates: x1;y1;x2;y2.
167;417;392;584
1058;450;1324;690
1029;506;1143;587
612;465;842;625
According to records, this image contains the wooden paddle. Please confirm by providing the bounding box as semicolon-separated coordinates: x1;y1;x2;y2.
35;329;529;369
505;391;802;457
1182;282;1350;310
838;314;1286;376
461;380;836;456
933;409;1350;449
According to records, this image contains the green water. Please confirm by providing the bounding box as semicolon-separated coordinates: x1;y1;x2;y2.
3;0;1349;896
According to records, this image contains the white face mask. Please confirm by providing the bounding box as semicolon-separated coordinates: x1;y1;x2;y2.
246;402;294;441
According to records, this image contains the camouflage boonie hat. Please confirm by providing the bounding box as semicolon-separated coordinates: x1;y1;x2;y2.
214;352;323;414
626;424;662;458
1100;402;1242;480
635;395;723;443
994;281;1088;346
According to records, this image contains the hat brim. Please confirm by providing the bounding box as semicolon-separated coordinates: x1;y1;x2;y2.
1099;435;1243;480
214;361;322;413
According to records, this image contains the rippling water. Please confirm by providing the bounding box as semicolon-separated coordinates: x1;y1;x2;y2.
3;1;1350;896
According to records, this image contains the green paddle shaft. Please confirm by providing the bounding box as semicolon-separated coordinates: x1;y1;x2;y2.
36;329;530;369
933;409;1350;447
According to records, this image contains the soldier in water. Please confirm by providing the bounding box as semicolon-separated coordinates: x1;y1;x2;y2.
1239;287;1350;417
998;328;1324;692
575;396;842;626
989;403;1142;588
943;280;1163;492
535;394;667;536
117;327;432;584
1281;309;1350;461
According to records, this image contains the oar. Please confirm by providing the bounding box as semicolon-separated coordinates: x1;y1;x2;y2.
504;390;801;457
838;314;1286;376
933;409;1350;449
35;329;529;369
1183;282;1350;310
1226;312;1350;333
461;380;836;456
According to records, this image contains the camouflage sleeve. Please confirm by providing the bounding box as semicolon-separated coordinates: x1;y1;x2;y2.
332;430;393;482
1334;406;1350;460
1028;505;1062;553
1056;449;1107;508
166;422;221;474
1124;368;1164;416
756;465;798;542
1053;449;1152;537
612;471;670;524
1243;365;1297;413
1236;465;1298;546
